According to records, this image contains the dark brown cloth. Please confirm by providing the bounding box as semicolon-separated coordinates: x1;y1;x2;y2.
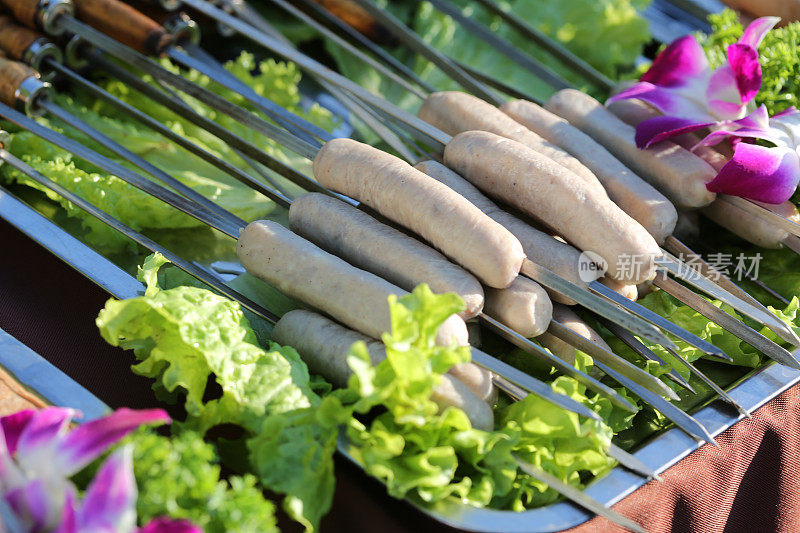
3;216;799;533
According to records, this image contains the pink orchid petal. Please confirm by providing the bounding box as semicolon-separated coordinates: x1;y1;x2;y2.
735;105;771;130
78;447;137;533
4;479;51;532
0;410;36;456
738;17;780;49
705;55;755;121
57;408;169;475
53;486;77;533
14;408;77;473
635;115;715;148
138;518;203;533
608;81;712;120
641;35;709;87
728;43;762;105
706;143;800;203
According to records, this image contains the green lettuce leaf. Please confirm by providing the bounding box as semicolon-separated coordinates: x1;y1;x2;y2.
330;285;617;511
129;429;278;533
96;254;337;530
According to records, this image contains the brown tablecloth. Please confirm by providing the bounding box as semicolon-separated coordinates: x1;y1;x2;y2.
3;217;798;533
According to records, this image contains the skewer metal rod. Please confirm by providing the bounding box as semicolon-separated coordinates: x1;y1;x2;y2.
471;0;615;90
424;0;573;91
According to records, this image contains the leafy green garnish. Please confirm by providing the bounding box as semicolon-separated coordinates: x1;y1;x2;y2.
1;52;335;252
324;285;616;510
96;253;336;531
130;429;278;533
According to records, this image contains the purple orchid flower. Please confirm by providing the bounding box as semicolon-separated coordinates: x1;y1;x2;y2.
608;16;800;204
0;407;194;533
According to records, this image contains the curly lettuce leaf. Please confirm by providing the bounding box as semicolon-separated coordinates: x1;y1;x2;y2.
96;254;336;531
330;285;616;511
129;429;278;533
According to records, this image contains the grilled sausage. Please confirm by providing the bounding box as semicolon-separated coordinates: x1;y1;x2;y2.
703;198;800;249
287;193;497;400
418;91;607;195
546;89;717;209
501;98;678;244
415;160;585;303
483;276;553;338
289;192;484;319
443;131;661;284
272;309;494;430
237;220;468;346
313;138;525;288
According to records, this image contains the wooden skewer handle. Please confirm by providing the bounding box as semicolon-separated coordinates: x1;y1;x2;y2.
0;54;39;107
0;0;45;30
312;0;383;40
0;14;43;60
73;0;172;55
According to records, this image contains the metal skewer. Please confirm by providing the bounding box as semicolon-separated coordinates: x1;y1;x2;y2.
470;0;615;90
422;0;573;91
657;250;800;349
221;0;790;364
514;456;647;533
600;318;696;394
652;273;800;370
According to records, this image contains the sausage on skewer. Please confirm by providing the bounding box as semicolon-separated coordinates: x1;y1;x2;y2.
546;89;717;209
443;131;661;284
500;98;678;244
273;309;495;430
313;138;525;289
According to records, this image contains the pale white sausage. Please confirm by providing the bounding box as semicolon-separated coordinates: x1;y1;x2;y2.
546;89;717;209
272;310;494;430
237;220;468;346
313;138;524;288
483;276;553;338
501;98;678;244
418;91;607;197
415;159;587;304
289;192;484;319
444;131;661;284
703;199;800;249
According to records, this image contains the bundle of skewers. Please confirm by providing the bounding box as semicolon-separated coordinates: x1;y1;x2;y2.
0;0;798;531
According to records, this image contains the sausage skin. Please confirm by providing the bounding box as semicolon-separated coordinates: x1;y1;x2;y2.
483;276;553;338
703;198;800;249
444;131;661;284
313;138;524;289
501;98;678;244
418;91;607;195
237;220;468;346
415;159;587;304
546;89;717;209
289;192;484;319
272;310;494;430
